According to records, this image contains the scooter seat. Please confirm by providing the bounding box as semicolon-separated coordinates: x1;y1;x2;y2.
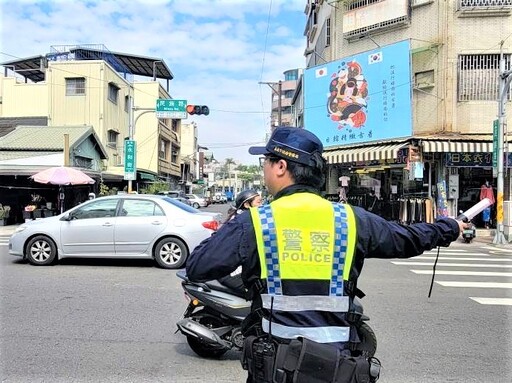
204;280;248;299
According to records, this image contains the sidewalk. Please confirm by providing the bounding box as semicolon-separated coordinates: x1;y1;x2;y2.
0;224;19;236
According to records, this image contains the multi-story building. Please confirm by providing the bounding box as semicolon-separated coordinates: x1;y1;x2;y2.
300;0;512;228
0;44;184;190
269;69;301;129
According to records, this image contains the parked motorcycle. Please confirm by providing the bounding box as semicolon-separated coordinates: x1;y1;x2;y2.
459;210;476;243
175;270;377;358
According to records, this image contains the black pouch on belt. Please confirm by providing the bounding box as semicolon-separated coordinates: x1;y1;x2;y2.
281;338;341;383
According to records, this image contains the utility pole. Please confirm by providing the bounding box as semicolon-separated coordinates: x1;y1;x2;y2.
493;41;512;244
259;80;282;127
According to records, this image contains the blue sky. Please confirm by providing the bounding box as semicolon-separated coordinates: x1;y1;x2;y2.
0;0;307;165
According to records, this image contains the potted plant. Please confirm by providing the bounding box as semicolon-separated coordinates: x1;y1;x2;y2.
0;204;11;226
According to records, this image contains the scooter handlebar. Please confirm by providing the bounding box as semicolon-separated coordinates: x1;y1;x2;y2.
456;198;492;222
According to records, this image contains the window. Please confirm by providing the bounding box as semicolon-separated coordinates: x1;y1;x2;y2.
171;146;179;163
66;77;86;96
346;0;383;10
284;70;298;81
458;0;512;9
284;90;295;99
124;95;130;112
326;18;331;47
108;130;119;148
414;70;435;89
172;119;179;133
458;54;511;101
159;138;169;160
119;199;164;217
108;82;119;104
72;199;119;220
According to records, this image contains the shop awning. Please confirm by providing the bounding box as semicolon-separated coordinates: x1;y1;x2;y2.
324;142;406;164
422;140;492;153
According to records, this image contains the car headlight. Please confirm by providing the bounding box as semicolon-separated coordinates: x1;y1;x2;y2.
14;226;28;233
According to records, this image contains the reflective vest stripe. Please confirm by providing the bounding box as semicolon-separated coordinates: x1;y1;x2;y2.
258;204;282;295
331;203;346;296
262;319;350;343
342;203;357;281
261;294;349;312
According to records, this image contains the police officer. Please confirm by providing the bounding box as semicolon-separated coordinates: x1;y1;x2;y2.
186;127;467;382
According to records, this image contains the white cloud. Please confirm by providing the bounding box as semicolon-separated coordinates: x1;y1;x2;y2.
1;0;307;165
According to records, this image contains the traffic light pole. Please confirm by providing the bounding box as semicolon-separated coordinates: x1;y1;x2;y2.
127;104;155;193
493;44;512;244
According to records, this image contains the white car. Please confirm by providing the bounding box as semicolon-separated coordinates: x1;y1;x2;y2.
185;194;208;209
213;192;228;204
9;194;222;269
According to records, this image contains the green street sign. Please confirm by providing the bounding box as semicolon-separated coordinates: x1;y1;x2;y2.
493;119;499;168
124;139;137;181
156;99;187;119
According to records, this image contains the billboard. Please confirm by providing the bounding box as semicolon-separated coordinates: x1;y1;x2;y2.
304;40;412;148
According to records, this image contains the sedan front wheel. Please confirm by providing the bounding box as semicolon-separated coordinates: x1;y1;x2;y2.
154;237;188;269
26;235;57;266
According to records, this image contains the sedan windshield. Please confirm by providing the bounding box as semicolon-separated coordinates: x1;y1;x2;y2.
161;196;198;213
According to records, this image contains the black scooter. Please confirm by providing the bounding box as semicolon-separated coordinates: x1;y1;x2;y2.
459;210;476;243
175;270;377;358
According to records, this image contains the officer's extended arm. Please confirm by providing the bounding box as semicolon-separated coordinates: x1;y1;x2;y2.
353;207;461;259
186;218;244;282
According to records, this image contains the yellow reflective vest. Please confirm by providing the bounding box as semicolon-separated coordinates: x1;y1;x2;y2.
250;192;357;343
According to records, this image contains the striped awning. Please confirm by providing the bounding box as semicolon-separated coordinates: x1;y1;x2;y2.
324;143;406;164
422;140;492;153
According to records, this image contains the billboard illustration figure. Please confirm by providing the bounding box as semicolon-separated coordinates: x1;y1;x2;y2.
327;61;369;129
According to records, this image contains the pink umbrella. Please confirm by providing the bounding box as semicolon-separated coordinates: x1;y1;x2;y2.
31;167;96;214
31;166;95;185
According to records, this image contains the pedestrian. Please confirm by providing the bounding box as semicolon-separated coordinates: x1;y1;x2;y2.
186;127;467;383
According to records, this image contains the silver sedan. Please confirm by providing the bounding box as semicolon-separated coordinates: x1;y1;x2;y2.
9;194;222;269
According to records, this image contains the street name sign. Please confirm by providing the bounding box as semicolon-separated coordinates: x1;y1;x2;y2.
493;119;498;178
124;139;137;181
156;99;187;119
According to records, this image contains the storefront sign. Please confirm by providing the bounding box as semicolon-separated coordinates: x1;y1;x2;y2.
436;181;449;218
445;152;492;167
446;152;512;167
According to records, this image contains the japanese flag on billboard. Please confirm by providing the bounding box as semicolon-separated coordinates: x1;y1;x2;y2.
315;67;327;77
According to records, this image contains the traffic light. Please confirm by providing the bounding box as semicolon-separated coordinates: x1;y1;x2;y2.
186;105;210;116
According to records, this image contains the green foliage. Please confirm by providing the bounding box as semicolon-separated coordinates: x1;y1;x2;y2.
0;204;11;219
98;181;111;196
139;181;170;195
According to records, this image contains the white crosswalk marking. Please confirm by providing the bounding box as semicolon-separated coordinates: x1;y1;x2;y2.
391;246;512;305
412;270;512;277
437;282;512;289
480;246;512;253
469;297;512;305
414;256;512;261
392;261;512;268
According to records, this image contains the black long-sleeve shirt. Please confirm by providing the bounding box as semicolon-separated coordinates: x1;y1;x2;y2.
186;185;460;287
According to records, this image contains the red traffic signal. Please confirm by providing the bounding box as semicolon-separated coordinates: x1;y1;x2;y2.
186;105;210;116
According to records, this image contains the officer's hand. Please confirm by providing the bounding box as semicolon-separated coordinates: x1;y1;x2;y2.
456;219;471;233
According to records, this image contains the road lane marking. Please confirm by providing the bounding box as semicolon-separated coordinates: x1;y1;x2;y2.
481;246;512;253
469;297;512;305
423;252;494;256
411;270;512;277
414;256;512;261
392;262;512;268
436;281;512;288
